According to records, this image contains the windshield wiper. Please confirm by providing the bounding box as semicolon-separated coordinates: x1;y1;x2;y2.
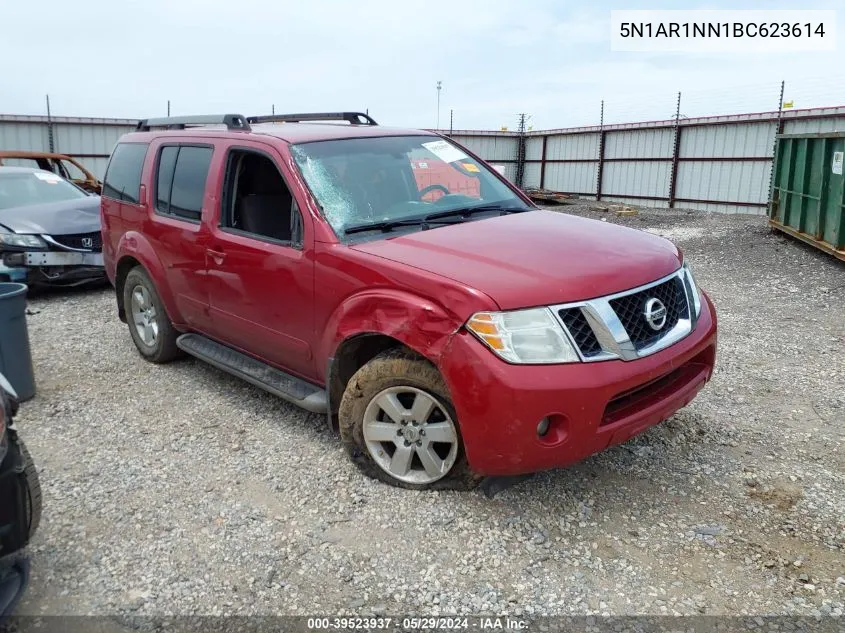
343;216;459;235
343;204;532;236
421;203;532;222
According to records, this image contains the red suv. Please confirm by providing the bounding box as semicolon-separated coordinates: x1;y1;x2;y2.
101;112;717;491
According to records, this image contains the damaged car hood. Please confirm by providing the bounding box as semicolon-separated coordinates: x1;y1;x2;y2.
0;196;101;235
351;210;683;310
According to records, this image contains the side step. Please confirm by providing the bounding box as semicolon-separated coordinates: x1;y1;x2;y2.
176;334;327;414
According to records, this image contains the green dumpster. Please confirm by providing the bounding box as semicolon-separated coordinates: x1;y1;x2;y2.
769;131;845;261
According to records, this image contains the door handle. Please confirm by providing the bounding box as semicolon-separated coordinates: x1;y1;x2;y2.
206;248;226;265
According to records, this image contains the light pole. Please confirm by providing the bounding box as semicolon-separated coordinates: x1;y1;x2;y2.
436;81;442;129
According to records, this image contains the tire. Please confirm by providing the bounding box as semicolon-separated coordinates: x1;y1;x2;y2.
18;441;41;543
123;267;181;363
339;348;480;491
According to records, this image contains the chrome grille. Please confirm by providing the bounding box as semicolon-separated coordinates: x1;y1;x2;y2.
48;232;102;252
608;276;688;350
558;307;603;357
551;269;693;362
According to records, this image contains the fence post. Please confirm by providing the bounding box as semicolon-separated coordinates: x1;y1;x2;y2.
595;100;605;201
766;81;787;217
668;91;682;208
539;135;548;189
515;113;528;189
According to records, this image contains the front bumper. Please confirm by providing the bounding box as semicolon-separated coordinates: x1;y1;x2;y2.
439;293;718;476
2;251;105;287
4;251;103;267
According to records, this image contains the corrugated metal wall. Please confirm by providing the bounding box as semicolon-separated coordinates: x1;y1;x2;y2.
5;108;845;214
448;132;520;185
0;115;136;179
455;105;845;215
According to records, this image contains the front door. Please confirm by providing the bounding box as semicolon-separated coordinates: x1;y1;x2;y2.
204;141;316;380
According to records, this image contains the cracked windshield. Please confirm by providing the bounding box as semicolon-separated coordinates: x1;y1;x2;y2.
290;135;531;236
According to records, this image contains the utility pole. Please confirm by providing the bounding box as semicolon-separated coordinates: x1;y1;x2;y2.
449;109;454;136
272;104;275;115
436;81;442;129
167;100;171;116
45;94;55;153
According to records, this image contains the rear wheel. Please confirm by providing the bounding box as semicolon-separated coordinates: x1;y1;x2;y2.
123;267;180;363
339;348;480;490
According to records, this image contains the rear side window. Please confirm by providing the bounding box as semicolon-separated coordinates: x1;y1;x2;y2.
155;147;178;211
103;143;148;203
155;145;212;221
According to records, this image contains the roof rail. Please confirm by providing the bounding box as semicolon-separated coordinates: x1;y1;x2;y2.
136;114;251;132
247;112;378;126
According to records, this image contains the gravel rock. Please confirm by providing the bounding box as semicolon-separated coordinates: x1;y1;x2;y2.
12;204;845;617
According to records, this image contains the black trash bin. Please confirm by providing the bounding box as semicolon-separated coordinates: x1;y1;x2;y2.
0;284;35;402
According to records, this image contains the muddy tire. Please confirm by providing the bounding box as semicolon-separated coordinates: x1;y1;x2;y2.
123;267;181;364
339;348;480;491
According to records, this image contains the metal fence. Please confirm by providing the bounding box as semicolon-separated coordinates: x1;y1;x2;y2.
447;105;845;215
3;105;845;215
0;114;137;178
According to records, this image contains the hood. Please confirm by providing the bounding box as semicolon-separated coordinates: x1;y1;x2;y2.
0;196;101;235
351;210;682;310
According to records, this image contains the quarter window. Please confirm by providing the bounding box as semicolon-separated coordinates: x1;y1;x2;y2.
155;147;178;212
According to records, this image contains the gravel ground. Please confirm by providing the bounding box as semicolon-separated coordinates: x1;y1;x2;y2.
11;203;845;619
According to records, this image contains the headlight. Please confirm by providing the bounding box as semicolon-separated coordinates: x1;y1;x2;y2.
0;233;47;249
683;263;702;319
466;308;579;364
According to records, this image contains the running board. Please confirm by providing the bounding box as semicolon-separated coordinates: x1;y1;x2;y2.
176;334;327;414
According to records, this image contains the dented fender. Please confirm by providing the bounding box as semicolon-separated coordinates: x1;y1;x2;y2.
319;288;465;379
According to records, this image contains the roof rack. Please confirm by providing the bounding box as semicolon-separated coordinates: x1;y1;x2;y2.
136;114;251;132
247;112;378;126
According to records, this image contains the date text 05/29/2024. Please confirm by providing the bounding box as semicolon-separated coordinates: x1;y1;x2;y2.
306;616;528;630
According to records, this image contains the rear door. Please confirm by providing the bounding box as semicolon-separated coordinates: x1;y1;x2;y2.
144;139;216;328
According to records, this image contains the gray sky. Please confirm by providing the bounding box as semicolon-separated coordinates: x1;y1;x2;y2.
2;0;844;130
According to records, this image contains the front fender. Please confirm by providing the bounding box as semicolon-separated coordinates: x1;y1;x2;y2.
319;288;464;380
115;231;182;325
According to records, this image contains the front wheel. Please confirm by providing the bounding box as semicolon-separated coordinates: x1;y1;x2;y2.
338;349;480;490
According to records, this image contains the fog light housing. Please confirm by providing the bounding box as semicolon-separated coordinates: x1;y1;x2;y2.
536;414;570;446
537;417;550;437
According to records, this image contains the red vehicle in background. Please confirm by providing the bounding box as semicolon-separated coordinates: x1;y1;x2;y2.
411;157;480;201
100;112;717;491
